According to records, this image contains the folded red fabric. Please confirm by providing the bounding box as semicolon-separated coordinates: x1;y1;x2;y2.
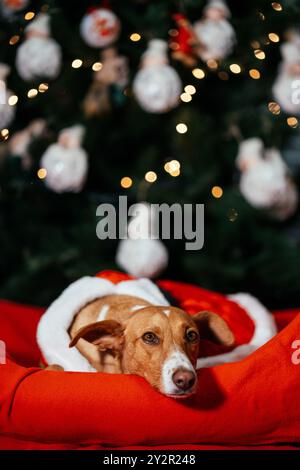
0;271;299;448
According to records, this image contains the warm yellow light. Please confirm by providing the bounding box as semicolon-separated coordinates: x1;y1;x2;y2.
9;35;20;45
120;176;133;189
192;68;205;79
218;71;229;80
184;85;196;95
1;129;9;138
8;95;18;106
272;2;283;11
180;92;192;103
24;11;35;20
249;69;261;79
254;49;265;60
229;63;241;74
170;168;180;177
268;33;280;43
207;59;218;69
130;33;141;42
38;83;49;93
211;186;223;198
287;117;298;128
92;62;102;72
176;123;188;134
164;160;180;174
37;168;47;179
27;89;38;98
72;59;83;69
145;171;157;183
251;40;260;49
268;101;281;115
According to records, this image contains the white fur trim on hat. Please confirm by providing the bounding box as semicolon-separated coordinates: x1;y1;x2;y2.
196;293;277;368
37;276;169;372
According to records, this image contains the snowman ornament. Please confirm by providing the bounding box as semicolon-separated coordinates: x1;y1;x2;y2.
116;202;169;278
41;125;88;193
80;7;120;48
194;0;235;62
133;39;182;113
236;138;298;221
0;63;16;129
16;13;62;81
273;32;300;115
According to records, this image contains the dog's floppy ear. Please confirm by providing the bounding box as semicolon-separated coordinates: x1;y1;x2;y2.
69;320;125;352
193;311;235;346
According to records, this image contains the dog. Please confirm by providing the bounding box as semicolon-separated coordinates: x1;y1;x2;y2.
62;294;234;398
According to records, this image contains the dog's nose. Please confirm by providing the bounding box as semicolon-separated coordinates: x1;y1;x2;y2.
172;369;196;391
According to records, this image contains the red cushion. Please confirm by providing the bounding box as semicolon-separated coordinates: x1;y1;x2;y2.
0;271;299;448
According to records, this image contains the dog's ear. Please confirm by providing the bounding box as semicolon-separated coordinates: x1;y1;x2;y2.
69;320;125;353
193;311;235;347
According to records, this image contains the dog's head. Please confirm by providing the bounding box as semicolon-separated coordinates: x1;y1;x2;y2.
69;306;234;398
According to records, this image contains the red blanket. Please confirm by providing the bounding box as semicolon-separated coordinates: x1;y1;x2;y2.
0;271;299;450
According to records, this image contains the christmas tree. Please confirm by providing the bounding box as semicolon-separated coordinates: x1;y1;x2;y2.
0;0;300;309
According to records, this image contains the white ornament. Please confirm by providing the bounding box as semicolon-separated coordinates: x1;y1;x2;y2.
194;0;235;61
273;32;300;114
116;202;169;278
133;39;182;113
236;138;298;220
0;63;16;129
41;125;88;193
16;13;62;81
80;8;120;48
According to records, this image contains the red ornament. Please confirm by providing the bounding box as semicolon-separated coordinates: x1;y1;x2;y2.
170;14;199;67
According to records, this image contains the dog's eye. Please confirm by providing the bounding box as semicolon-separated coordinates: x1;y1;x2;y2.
186;330;199;343
142;332;159;345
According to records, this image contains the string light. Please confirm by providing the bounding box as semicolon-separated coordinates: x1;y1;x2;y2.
258;11;265;21
72;59;83;69
8;95;18;106
1;129;9;140
27;89;38;98
164;160;180;172
254;49;265;60
249;69;261;79
229;64;241;74
207;59;218;69
228;208;238;222
268;33;280;43
9;35;20;45
38;83;48;93
169;29;179;37
268;101;281;115
24;11;35;20
192;68;205;79
251;40;260;49
120;176;133;188
130;33;141;42
271;2;283;11
287;117;298;128
145;171;157;183
37;168;47;179
211;186;223;198
180;92;192;103
92;62;102;72
176;123;188;134
218;71;229;80
184;85;196;95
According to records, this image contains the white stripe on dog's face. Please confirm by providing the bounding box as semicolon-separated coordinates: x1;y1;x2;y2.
162;349;196;396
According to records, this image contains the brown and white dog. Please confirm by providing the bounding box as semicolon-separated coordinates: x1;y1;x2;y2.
37;276;276;398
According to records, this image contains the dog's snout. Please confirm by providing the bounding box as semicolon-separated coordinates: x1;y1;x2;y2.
172;369;196;391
